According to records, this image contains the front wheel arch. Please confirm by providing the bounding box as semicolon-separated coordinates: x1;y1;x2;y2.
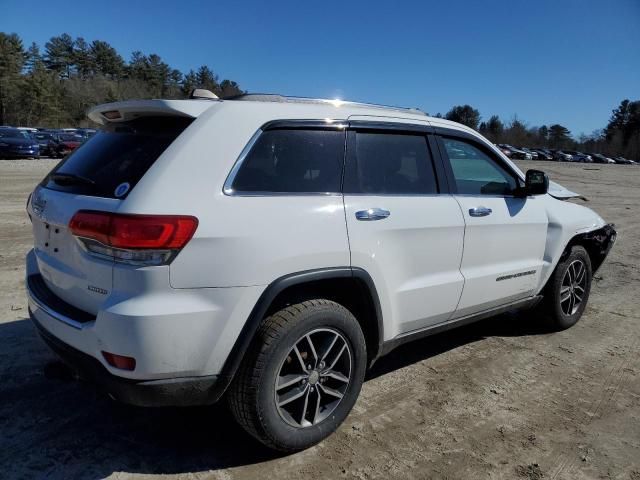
557;224;616;275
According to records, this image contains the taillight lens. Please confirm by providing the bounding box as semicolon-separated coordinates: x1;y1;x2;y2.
69;210;198;266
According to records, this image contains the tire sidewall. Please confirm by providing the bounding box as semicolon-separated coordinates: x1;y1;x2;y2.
255;304;366;451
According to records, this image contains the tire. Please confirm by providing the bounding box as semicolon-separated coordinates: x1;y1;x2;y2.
228;299;367;452
541;245;592;330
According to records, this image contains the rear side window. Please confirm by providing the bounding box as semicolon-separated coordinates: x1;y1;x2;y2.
345;131;438;194
43;117;192;199
230;129;345;194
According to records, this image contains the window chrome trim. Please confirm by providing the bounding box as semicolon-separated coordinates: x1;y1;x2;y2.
348;120;432;133
223;128;263;196
223;120;347;197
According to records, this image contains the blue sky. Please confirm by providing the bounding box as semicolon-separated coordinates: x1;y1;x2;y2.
2;0;639;136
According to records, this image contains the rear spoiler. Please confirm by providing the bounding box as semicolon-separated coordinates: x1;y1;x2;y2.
87;99;217;125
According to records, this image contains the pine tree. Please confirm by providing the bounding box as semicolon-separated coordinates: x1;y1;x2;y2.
0;32;25;125
44;33;74;78
445;105;481;130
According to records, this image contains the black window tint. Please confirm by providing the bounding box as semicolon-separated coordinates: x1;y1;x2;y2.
443;137;518;195
43;117;192;199
347;132;437;194
231;129;344;193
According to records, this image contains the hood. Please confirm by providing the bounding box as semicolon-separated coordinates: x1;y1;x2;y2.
548;181;585;200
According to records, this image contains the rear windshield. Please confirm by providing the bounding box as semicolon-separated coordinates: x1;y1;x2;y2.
42;117;192;199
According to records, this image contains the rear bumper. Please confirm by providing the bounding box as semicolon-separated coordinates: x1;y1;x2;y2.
31;311;221;406
25;247;264;406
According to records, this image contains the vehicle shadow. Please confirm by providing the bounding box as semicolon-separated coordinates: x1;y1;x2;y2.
0;310;550;478
367;309;551;380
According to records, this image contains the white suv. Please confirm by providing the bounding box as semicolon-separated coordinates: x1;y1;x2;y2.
26;93;616;451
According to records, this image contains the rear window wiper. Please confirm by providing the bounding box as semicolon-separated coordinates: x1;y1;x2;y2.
51;173;95;186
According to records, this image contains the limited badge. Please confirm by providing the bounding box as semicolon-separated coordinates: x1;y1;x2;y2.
114;182;130;197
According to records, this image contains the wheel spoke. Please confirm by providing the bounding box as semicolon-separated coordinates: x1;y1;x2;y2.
300;387;311;425
321;369;349;383
560;291;571;303
327;343;347;371
574;291;583;302
305;334;318;366
278;385;308;407
560;286;571;295
575;285;585;294
576;263;585;283
319;333;339;364
319;384;344;400
312;388;322;424
277;373;307;391
568;292;575;315
293;345;309;373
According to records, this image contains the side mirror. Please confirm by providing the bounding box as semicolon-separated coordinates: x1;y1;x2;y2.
524;169;549;195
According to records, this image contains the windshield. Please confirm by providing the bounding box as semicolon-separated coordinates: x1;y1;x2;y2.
0;129;31;140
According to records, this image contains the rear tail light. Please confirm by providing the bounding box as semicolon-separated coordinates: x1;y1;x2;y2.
69;210;198;266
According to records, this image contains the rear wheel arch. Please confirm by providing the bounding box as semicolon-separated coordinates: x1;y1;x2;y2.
215;267;384;401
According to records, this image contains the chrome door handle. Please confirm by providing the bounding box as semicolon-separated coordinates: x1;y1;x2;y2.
355;208;391;221
469;206;492;217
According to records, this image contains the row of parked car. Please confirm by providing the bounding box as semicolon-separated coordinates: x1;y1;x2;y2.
496;144;637;165
0;126;96;159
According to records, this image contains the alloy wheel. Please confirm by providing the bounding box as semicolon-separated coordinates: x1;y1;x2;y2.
274;328;352;428
560;259;587;316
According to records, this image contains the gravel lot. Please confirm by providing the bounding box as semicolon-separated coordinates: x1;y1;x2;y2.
0;159;638;480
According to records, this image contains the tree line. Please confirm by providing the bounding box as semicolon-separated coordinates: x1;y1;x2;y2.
0;32;243;127
1;31;638;159
438;100;640;159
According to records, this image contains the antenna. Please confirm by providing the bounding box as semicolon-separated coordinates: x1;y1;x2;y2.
189;89;219;100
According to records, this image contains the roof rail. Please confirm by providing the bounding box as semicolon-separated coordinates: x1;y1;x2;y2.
225;93;427;116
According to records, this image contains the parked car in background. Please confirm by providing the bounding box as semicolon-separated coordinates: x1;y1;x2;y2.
612;156;635;165
496;144;512;156
519;147;539;160
33;132;62;158
562;150;593;163
532;148;554;161
589;153;616;164
0;127;40;158
497;144;532;160
75;128;97;139
550;150;573;162
17;126;38;134
56;133;84;156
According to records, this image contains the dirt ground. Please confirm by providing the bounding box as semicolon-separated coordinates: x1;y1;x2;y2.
0;159;638;480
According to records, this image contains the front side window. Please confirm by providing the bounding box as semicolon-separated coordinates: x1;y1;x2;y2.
442;137;518;195
345;131;438;194
230;129;344;193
